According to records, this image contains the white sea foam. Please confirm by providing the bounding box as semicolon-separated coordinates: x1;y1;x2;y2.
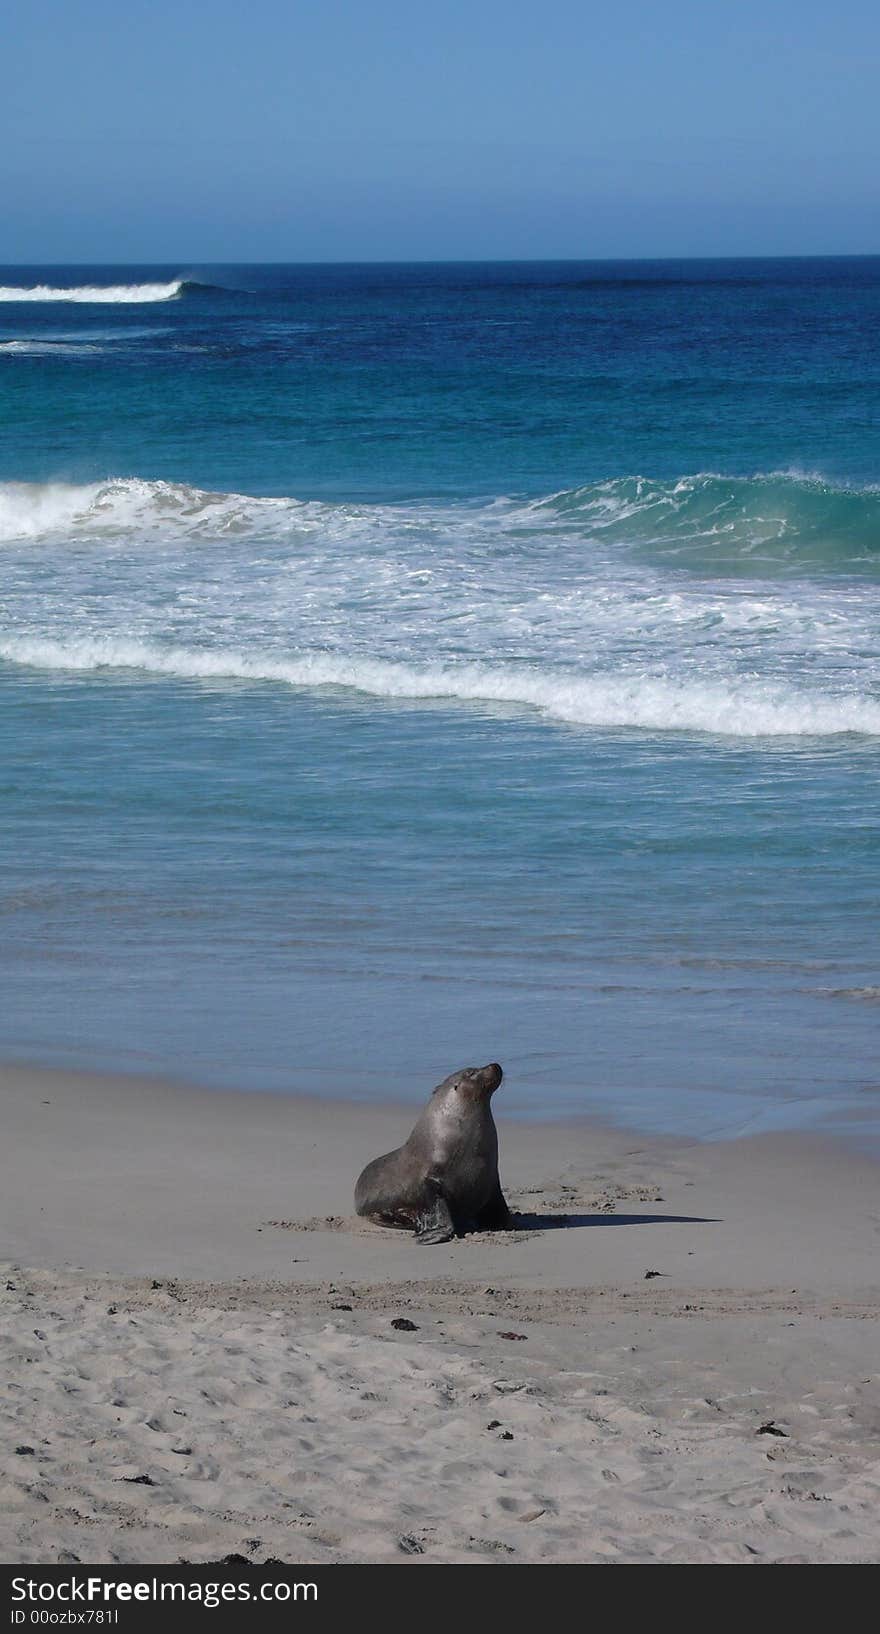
0;280;184;304
0;479;296;541
0;478;307;541
0;340;106;356
0;482;110;539
2;634;878;738
2;474;878;742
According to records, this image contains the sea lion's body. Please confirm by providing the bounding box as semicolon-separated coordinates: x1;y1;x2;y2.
354;1063;511;1244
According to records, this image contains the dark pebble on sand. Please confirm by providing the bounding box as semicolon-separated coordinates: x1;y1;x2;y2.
331;1303;353;1311
15;1446;35;1456
398;1534;424;1555
391;1318;418;1331
756;1421;788;1437
121;1473;156;1485
498;1331;527;1341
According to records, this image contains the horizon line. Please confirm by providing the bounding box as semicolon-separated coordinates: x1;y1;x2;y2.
2;251;880;269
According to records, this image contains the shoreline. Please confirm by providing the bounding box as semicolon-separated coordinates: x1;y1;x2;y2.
3;1059;880;1285
3;1060;879;1564
4;1041;879;1152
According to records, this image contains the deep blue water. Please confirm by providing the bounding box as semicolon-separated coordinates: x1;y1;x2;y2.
1;259;879;1137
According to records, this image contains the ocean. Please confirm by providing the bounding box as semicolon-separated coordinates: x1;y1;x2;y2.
1;258;879;1138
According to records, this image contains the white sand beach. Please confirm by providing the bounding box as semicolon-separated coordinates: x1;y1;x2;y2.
2;1064;878;1564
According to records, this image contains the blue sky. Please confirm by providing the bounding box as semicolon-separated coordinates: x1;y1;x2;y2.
4;0;879;261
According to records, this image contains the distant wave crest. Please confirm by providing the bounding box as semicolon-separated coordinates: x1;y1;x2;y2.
0;339;106;356
2;634;879;739
0;279;186;304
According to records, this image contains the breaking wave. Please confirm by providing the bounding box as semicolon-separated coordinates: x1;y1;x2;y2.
0;470;877;574
535;471;880;573
2;634;878;738
0;278;194;304
0;478;296;540
1;470;878;741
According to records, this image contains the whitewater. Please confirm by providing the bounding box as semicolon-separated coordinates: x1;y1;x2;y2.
1;471;878;740
3;632;879;738
0;279;185;303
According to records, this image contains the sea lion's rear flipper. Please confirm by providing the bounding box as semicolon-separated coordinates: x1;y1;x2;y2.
475;1180;513;1231
415;1186;456;1245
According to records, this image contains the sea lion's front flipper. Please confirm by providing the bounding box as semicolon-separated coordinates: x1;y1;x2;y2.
415;1187;456;1245
475;1180;513;1231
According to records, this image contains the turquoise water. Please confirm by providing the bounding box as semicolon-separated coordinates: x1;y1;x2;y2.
2;260;879;1136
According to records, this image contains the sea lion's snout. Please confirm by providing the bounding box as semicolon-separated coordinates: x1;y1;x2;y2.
472;1061;503;1093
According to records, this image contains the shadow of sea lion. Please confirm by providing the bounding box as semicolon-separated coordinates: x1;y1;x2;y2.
510;1211;719;1230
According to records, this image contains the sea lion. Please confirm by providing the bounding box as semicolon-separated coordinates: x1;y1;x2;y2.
354;1062;511;1244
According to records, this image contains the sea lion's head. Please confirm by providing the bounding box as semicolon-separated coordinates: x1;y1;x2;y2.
434;1062;503;1103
